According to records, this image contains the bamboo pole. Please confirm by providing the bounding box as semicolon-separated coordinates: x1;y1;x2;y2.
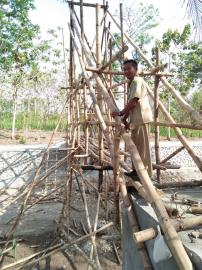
122;132;193;270
113;125;121;225
120;2;127;163
134;215;202;243
107;10;202;125
96;3;104;192
155;179;202;189
154;47;160;182
67;1;106;8
86;66;174;77
160;146;185;164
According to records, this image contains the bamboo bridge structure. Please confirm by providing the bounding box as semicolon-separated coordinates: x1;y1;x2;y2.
0;1;202;270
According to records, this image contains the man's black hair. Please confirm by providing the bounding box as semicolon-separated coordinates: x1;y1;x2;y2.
123;59;138;69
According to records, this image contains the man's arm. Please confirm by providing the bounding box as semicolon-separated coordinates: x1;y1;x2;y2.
111;97;139;117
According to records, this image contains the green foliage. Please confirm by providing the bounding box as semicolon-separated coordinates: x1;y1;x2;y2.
154;24;202;96
189;88;202;110
0;0;39;71
115;1;160;47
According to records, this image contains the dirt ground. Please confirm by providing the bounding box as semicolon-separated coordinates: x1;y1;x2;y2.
1;129;202;146
0;173;122;270
0;130;67;145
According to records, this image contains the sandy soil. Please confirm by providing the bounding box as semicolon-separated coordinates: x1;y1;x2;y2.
0;130;67;145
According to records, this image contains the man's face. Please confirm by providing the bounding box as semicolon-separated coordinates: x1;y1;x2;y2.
123;63;137;80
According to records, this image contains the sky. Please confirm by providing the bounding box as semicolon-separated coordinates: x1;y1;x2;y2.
29;0;191;50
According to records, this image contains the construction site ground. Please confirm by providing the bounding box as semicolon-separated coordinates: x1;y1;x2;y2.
0;131;202;269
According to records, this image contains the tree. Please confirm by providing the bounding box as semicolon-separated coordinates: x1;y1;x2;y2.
154;24;202;96
189;88;202;110
0;0;40;138
114;1;160;51
182;0;202;41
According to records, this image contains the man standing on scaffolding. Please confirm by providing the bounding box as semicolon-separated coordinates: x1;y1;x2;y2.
112;59;153;180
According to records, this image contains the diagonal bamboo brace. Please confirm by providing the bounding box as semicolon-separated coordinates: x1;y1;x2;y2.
122;132;193;270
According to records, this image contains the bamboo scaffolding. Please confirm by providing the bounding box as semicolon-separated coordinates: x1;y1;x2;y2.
69;12;193;268
145;82;202;172
2;3;201;269
107;10;202;125
122;133;193;270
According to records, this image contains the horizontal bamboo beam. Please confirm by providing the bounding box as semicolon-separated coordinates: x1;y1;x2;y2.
134;227;157;243
86;66;174;77
134;215;202;243
188;206;202;214
155;179;202;189
67;1;107;8
152;121;202;130
98;45;129;71
73;164;113;171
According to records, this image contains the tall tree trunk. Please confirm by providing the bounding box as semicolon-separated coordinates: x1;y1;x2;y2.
11;89;18;139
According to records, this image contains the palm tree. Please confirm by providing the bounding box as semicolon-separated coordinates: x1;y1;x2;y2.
182;0;202;41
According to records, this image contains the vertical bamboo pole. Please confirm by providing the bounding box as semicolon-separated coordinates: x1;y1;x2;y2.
113;127;120;225
120;3;127;162
80;0;88;157
109;36;120;225
96;3;104;191
76;91;80;146
154;47;160;182
167;95;171;140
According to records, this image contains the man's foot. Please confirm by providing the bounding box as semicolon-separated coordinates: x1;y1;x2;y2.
124;170;140;181
126;186;137;195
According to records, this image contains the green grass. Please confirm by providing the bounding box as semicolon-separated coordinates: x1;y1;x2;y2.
150;126;202;138
0;112;67;131
1;113;202;138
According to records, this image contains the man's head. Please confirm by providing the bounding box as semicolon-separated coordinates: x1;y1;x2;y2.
123;59;138;80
